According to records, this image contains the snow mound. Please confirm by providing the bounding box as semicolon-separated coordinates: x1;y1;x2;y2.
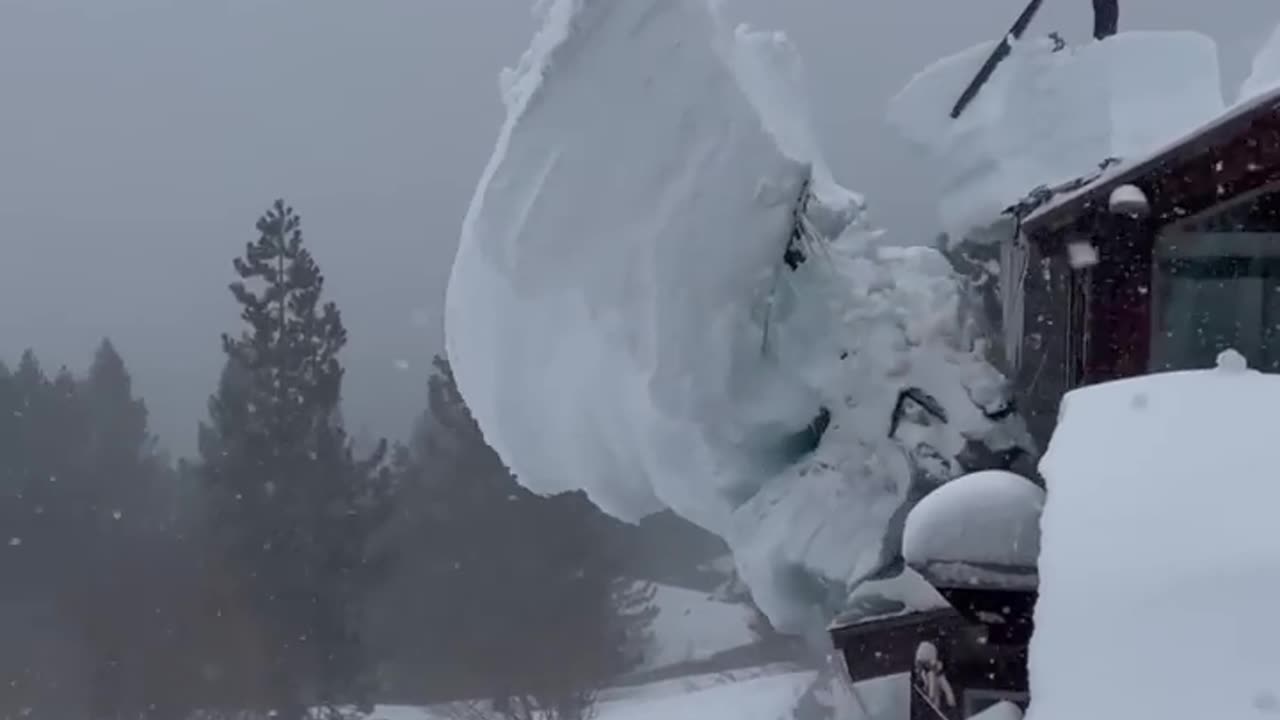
638;583;759;671
831;567;950;627
446;0;1029;634
1032;360;1280;720
366;667;829;720
1239;21;1280;103
903;470;1042;589
888;32;1223;237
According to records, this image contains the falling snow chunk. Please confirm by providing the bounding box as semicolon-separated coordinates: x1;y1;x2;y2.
8;537;21;547
111;509;123;521
393;359;411;371
1065;241;1098;269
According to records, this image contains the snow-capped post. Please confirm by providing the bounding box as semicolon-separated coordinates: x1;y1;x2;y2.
1108;184;1149;217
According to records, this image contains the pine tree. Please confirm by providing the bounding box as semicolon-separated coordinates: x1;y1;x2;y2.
371;356;654;718
197;199;393;718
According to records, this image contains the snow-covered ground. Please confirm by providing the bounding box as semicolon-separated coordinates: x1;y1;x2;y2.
364;667;907;720
636;583;761;672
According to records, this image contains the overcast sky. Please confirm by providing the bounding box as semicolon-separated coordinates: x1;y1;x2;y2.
1;0;1274;455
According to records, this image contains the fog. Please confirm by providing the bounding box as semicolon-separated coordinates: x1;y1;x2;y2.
1;0;1273;454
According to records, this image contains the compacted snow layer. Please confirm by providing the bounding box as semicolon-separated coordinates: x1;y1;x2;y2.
1031;353;1280;720
888;31;1223;237
446;0;1028;633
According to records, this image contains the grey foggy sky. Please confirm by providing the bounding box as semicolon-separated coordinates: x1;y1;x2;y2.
0;0;1274;456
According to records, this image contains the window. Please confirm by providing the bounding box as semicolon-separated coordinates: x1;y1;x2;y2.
1151;191;1280;373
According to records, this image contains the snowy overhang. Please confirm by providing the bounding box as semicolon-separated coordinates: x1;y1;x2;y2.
1016;85;1280;238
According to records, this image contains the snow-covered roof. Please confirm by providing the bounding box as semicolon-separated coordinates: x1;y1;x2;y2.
1019;84;1280;231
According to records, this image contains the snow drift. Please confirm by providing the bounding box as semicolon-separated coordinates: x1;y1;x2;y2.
888;31;1224;238
1030;351;1280;720
446;0;1028;634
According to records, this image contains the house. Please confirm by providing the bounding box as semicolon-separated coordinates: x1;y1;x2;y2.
1008;85;1280;446
833;68;1280;720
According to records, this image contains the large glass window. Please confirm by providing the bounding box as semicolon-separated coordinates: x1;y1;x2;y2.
1151;191;1280;372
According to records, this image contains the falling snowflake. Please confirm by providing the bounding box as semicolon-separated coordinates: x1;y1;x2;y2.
8;537;21;547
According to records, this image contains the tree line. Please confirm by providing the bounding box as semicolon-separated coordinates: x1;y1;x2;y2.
0;200;678;720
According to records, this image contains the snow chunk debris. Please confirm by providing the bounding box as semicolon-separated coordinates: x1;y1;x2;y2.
1065;241;1098;269
903;470;1042;587
446;0;1028;633
1032;367;1280;720
888;32;1223;237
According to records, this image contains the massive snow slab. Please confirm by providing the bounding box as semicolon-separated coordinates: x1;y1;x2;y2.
446;0;1027;634
889;32;1224;238
1032;351;1280;720
1240;20;1280;103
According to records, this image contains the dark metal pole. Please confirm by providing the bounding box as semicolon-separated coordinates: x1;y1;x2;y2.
1093;0;1119;39
950;0;1045;119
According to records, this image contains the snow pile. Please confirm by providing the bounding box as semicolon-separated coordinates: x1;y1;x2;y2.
1239;21;1280;103
888;32;1223;237
446;0;1029;634
831;567;950;627
1030;350;1280;720
903;470;1042;589
637;584;759;671
365;668;889;720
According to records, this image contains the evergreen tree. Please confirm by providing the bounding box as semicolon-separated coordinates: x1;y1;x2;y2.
370;356;654;719
197;199;393;719
0;343;188;720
